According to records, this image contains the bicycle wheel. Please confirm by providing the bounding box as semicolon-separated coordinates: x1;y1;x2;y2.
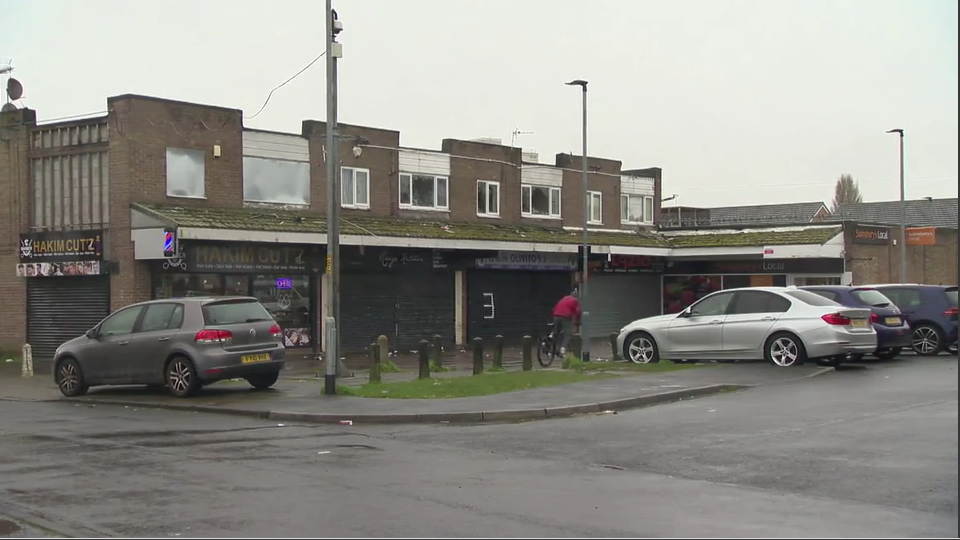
537;337;555;367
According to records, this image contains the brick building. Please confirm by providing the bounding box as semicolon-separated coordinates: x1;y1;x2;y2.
1;94;863;360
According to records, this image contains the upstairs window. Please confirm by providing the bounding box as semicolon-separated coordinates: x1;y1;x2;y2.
166;148;205;199
243;157;310;205
521;184;561;218
477;180;500;217
588;191;603;224
341;167;370;209
399;173;449;210
621;194;655;224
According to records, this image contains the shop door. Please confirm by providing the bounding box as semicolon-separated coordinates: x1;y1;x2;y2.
467;270;572;342
27;276;111;361
339;273;399;353
396;270;456;352
589;274;661;338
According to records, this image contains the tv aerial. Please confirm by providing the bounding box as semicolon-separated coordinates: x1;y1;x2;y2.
1;57;24;111
510;128;534;147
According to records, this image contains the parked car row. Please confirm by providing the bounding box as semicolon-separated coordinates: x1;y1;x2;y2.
617;284;958;368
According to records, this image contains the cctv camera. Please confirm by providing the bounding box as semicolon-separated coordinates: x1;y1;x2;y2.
352;146;362;158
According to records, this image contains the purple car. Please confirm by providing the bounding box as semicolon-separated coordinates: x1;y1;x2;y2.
800;286;912;360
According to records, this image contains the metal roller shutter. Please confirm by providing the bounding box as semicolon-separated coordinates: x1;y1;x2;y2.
27;276;111;361
467;270;573;343
588;274;661;338
396;270;456;352
339;273;399;353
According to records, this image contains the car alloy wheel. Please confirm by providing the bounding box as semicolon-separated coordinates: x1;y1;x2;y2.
56;359;88;397
166;358;198;397
911;326;942;356
626;336;656;364
769;337;800;367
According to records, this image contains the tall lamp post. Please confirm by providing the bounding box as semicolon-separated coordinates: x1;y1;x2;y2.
324;3;344;395
886;128;906;283
566;79;591;362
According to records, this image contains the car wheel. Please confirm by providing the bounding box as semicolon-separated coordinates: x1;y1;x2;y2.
623;332;660;364
874;347;902;361
166;356;200;398
55;357;89;397
246;371;280;390
911;325;944;356
764;332;807;367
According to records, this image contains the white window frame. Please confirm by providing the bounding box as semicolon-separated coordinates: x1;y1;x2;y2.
521;184;562;219
399;173;449;211
341;167;370;209
587;190;603;224
477;180;500;217
166;147;206;199
621;193;655;224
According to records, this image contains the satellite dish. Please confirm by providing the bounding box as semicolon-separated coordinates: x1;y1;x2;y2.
6;77;23;101
1;102;17;113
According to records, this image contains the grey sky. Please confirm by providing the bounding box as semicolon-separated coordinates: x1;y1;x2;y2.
3;0;957;208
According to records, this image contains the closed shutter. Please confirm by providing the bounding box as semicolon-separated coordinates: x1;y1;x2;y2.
467;270;572;343
588;274;661;337
340;273;398;353
27;276;111;361
396;270;456;352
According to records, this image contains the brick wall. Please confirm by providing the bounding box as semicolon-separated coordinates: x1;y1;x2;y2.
555;153;622;229
107;95;244;310
441;139;523;224
0;108;35;349
846;226;958;285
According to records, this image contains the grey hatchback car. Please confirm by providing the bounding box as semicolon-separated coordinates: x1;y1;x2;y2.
53;296;286;398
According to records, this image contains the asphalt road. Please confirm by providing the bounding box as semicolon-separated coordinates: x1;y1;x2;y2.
0;358;956;538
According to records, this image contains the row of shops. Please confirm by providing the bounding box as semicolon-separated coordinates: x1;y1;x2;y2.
17;226;850;359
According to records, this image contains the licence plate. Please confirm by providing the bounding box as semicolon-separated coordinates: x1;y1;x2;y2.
241;353;271;364
850;320;868;328
885;317;900;325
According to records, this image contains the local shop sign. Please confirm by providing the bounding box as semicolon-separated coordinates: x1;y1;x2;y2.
852;225;890;245
180;242;310;272
19;230;104;262
475;251;578;271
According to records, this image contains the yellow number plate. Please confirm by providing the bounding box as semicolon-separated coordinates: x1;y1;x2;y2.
885;317;900;325
241;353;271;364
850;320;868;328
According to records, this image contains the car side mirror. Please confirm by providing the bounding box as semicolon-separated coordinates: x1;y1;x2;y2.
85;328;99;339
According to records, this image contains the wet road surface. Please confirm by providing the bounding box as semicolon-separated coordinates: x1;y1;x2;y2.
0;357;956;537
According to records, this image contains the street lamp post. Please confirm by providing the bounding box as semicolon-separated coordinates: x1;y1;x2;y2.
324;3;343;395
886;128;906;283
566;79;591;362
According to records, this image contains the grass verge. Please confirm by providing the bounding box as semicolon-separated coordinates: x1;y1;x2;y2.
337;370;614;399
563;357;710;373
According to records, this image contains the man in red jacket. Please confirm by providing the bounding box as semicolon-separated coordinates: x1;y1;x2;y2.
552;289;582;356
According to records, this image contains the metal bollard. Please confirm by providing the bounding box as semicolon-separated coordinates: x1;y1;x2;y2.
432;334;443;369
570;333;583;360
493;335;504;370
472;337;484;375
521;335;533;371
418;339;431;379
369;342;381;384
21;343;33;378
609;332;620;361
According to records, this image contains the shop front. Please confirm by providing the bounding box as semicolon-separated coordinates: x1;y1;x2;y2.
151;241;324;351
466;251;576;343
662;258;845;313
18;229;111;360
587;254;666;336
339;246;459;353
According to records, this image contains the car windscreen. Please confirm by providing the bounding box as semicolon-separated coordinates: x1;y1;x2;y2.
851;289;893;308
202;300;273;325
784;290;841;307
946;287;958;307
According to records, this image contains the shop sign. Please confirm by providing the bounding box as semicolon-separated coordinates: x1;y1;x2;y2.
852;225;890;245
171;242;315;272
591;254;667;274
906;227;936;246
19;230;104;262
343;248;448;270
475;251;578;271
16;261;104;277
667;258;844;275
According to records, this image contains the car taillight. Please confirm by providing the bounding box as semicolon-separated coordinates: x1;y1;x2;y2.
944;307;958;317
870;313;879;323
822;313;852;326
269;324;282;338
195;329;233;344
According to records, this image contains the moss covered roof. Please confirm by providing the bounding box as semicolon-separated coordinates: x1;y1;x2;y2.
133;203;842;250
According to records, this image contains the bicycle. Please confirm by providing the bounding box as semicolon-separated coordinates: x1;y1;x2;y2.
537;321;564;367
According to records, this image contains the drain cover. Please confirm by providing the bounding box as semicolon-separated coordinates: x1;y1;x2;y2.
0;519;22;535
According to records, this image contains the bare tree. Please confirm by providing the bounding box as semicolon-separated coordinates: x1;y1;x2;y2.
831;174;863;212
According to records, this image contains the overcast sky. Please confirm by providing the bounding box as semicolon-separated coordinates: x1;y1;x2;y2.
3;0;957;208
